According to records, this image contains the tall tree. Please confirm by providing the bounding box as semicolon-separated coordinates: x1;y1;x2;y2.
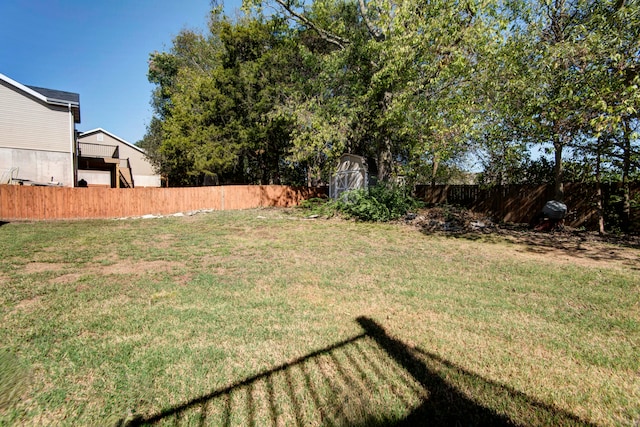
585;0;640;231
517;0;599;201
246;0;504;183
143;10;308;185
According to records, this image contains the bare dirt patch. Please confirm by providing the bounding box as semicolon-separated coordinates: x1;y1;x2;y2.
154;234;176;249
51;273;84;285
174;274;192;286
23;262;66;274
95;260;184;275
12;296;43;312
75;284;90;292
47;261;186;285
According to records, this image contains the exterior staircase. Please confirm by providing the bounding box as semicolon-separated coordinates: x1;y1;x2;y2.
119;159;134;188
78;142;135;188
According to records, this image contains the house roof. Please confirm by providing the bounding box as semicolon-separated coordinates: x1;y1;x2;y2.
27;85;80;105
79;128;146;155
0;73;81;123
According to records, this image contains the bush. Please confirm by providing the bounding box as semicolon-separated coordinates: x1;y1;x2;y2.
298;197;340;218
335;184;422;222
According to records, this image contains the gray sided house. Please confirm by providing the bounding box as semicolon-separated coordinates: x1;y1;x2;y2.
77;129;160;188
0;73;160;188
0;73;80;186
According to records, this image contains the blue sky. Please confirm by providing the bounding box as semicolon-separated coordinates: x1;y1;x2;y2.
1;0;243;144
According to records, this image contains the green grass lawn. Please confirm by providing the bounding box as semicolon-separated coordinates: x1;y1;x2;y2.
0;209;638;426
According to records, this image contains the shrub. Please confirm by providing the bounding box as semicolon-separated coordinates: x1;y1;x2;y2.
335;184;422;222
298;197;340;218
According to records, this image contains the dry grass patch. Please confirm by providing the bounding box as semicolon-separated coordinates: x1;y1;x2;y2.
22;262;66;274
11;295;44;313
98;259;184;275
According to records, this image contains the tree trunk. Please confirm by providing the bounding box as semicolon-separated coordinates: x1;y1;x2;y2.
272;155;281;185
431;155;440;189
621;121;632;233
553;136;564;201
377;92;394;183
377;135;393;182
595;139;604;235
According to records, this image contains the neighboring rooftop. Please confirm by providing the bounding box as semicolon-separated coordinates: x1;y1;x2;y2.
79;128;146;154
27;85;81;123
27;85;80;105
0;73;81;123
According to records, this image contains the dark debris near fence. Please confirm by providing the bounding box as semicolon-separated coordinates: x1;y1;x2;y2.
402;205;640;249
403;206;500;234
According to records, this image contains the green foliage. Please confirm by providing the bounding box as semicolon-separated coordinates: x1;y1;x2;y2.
143;0;639;208
144;12;309;186
478;157;555;186
298;185;422;222
298;197;340;218
335;184;422;222
408;158;474;186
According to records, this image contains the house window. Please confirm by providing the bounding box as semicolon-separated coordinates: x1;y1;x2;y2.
97;134;104;142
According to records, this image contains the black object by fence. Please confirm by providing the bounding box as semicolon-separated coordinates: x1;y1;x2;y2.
415;183;639;230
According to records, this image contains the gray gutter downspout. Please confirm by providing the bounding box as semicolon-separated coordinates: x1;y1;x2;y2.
68;104;76;187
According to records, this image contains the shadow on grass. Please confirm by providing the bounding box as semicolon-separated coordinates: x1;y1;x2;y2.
121;317;595;426
420;225;640;268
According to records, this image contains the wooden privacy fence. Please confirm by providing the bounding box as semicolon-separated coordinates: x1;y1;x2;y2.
415;183;640;229
0;185;326;221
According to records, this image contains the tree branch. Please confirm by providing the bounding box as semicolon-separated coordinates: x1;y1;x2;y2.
274;0;349;49
358;0;385;41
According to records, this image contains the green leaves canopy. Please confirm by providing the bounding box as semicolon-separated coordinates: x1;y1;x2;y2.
141;0;639;195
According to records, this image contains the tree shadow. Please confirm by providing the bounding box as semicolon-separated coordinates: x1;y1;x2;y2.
419;223;640;269
119;317;596;426
506;231;640;269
